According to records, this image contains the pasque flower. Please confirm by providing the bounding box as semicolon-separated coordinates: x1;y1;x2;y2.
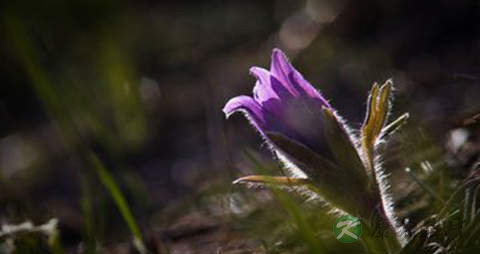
223;49;332;156
223;48;370;210
224;48;410;249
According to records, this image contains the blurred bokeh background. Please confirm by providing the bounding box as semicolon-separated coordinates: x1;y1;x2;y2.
1;0;480;253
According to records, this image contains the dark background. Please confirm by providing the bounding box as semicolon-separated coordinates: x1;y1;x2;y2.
1;0;480;252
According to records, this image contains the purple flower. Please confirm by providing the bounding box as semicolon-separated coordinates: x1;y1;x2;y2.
224;49;410;248
223;49;332;155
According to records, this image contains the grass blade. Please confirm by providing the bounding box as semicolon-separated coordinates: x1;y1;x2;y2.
88;152;146;254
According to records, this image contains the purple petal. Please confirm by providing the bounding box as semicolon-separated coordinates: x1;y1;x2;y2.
223;49;336;156
270;49;300;96
270;75;294;100
251;67;292;119
250;67;278;104
223;95;268;134
270;48;331;108
288;69;332;108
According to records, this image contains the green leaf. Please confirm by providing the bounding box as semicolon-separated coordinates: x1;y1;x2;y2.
361;80;392;172
374;81;392;137
361;83;380;172
321;107;368;187
266;132;339;181
381;113;410;139
265;132;375;219
234;175;310;185
233;175;323;198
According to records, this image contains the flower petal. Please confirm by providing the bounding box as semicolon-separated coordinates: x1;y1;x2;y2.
223;95;268;134
250;67;279;104
288;71;332;108
270;48;300;96
270;48;331;108
251;67;292;120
